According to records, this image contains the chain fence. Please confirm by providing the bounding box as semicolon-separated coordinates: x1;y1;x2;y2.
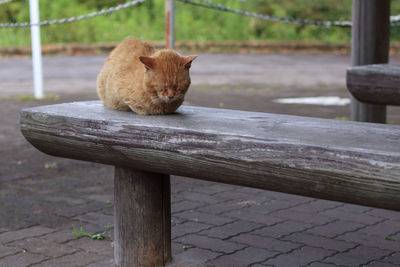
1;0;400;29
178;0;400;27
0;0;146;28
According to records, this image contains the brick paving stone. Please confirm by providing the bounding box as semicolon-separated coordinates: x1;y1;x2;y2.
173;247;221;264
84;194;113;203
282;232;357;252
380;252;400;266
172;215;188;226
234;187;273;198
53;200;108;218
244;199;298;215
263;246;336;267
221;209;285;225
0;243;20;258
229;233;301;253
305;220;365;238
1;252;48;267
75;185;108;194
192;183;234;195
74;212;114;227
199;220;263;240
172;200;207;214
216;189;270;203
172;241;191;255
357;220;400;237
335;203;372;214
178;191;221;204
176;234;246;254
270;209;334;225
267;192;314;205
40;229;80;244
208;247;278;266
25;213;72;228
175;210;235;226
323;246;392;266
172;221;213;239
389;231;400;241
0;225;56;244
67;237;113;257
337;232;400;251
308;262;343;267
195;202;242;215
86;258;114;267
7;237;78;258
319;208;384;225
365;209;400;221
45;195;89;205
31;251;104;267
365;261;399;267
252;220;313;238
290;199;342;214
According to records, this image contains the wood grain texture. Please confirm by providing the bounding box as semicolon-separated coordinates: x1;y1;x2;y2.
347;64;400;106
114;167;171;267
350;0;390;123
20;101;400;210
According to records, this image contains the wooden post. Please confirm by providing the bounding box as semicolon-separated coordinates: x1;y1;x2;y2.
114;167;171;267
165;0;175;49
350;0;390;123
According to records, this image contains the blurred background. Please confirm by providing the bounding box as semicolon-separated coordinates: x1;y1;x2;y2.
1;0;400;46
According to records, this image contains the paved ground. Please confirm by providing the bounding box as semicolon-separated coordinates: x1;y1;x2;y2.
0;54;400;267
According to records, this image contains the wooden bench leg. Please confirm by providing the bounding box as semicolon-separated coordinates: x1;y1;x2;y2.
114;167;172;267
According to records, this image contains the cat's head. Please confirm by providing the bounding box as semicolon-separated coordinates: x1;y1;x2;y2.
139;50;197;103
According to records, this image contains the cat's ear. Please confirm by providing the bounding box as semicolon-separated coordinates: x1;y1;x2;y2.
182;55;197;69
139;56;155;71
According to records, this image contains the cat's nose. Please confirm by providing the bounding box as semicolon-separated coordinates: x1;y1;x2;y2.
166;90;175;99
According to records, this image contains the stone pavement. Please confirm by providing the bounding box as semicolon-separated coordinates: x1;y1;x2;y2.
1;54;400;266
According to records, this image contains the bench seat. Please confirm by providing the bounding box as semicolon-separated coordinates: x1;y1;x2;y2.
20;101;400;266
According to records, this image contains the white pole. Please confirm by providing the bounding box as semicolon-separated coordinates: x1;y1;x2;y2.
29;0;44;99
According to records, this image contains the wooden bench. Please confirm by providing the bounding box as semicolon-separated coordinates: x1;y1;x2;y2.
347;64;400;106
20;101;400;267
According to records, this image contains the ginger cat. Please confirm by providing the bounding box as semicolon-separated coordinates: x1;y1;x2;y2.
97;38;197;115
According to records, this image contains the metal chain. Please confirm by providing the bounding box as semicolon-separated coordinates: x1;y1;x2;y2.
0;0;14;5
0;0;146;28
179;0;400;27
2;0;400;29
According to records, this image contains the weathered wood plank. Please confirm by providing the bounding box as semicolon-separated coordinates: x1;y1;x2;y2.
347;64;400;106
114;168;171;267
20;101;400;210
350;0;390;123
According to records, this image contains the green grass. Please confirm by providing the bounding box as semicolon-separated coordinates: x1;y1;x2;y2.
2;93;60;101
1;0;400;46
72;225;105;240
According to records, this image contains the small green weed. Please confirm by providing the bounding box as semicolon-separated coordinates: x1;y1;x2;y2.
72;225;105;240
385;236;399;242
44;162;58;169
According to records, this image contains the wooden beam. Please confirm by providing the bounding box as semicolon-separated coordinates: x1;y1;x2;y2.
347;64;400;106
20;101;400;211
350;0;391;123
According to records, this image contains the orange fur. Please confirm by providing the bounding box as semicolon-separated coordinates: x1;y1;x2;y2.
96;38;197;115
